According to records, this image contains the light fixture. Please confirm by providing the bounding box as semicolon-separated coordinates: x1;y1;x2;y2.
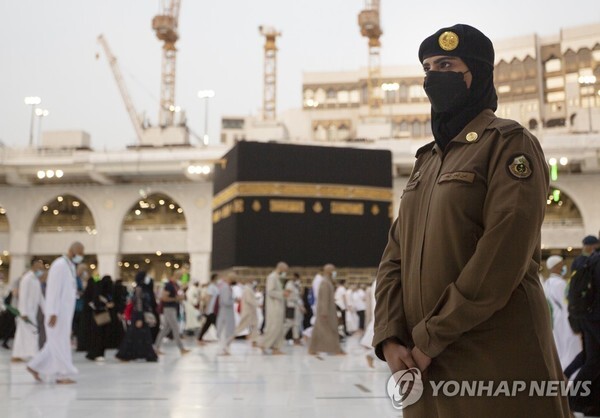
57;196;64;202
165;262;172;267
56;170;64;178
0;208;6;215
124;262;130;268
156;251;162;256
559;157;568;166
177;208;183;214
159;200;165;205
169;204;175;210
145;258;151;264
37;171;46;179
197;90;215;99
135;209;141;215
24;96;42;147
90;264;96;270
42;206;48;211
305;99;319;108
174;263;180;269
46;170;55;178
24;96;41;105
548;158;557;166
52;209;59;215
72;201;80;207
198;90;215;146
381;82;400;91
134;264;139;269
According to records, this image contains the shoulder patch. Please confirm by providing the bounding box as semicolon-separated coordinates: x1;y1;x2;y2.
506;154;533;180
415;141;435;157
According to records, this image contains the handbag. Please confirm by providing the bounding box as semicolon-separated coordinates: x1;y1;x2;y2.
144;312;157;328
93;310;111;326
285;306;295;319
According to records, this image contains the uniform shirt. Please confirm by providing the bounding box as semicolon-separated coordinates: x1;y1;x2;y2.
374;109;549;359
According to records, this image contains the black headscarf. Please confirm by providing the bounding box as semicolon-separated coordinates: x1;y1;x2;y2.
430;57;497;150
134;271;146;287
418;24;498;150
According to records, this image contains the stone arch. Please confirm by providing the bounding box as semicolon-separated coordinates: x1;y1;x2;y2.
32;194;97;233
543;186;583;226
121;192;187;231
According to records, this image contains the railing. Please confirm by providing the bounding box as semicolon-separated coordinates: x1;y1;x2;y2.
33;224;187;233
542;218;584;227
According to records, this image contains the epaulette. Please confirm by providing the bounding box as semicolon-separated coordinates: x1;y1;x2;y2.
415;141;435;157
488;118;525;137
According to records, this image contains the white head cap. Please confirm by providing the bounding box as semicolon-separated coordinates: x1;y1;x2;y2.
546;255;563;271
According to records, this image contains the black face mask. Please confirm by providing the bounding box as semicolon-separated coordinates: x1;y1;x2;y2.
423;71;470;113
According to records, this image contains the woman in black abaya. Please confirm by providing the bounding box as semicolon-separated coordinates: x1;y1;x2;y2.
116;272;158;362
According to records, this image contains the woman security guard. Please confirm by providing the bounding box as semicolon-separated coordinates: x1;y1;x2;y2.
373;24;571;417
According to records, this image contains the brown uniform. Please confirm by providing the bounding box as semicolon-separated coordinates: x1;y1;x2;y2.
373;109;571;417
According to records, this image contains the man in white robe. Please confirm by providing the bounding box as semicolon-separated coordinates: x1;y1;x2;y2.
216;273;235;355
27;242;84;384
12;259;45;362
259;262;289;355
544;255;582;369
183;281;201;332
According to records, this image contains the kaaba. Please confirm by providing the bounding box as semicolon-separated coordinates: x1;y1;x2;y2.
211;141;393;270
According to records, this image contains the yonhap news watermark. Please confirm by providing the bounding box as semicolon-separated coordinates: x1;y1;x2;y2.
387;368;592;410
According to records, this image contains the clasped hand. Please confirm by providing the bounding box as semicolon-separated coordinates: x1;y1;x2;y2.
382;340;431;374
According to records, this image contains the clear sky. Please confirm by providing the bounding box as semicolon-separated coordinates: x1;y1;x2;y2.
1;0;599;150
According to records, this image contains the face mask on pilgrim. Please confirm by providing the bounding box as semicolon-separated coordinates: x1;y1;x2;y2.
561;265;568;277
71;254;84;264
423;70;470;113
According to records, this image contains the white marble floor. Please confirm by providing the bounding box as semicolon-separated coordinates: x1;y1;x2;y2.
0;335;401;418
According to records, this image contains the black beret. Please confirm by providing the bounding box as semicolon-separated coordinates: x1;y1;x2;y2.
418;24;494;67
582;235;599;245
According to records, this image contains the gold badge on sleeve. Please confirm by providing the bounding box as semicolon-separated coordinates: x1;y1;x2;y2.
508;155;533;179
438;31;459;51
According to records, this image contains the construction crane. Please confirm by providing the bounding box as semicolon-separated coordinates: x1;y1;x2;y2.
259;25;281;121
152;0;182;127
97;34;145;144
358;0;382;114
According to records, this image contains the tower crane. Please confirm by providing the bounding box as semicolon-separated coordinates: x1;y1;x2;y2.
258;25;281;121
358;0;382;114
152;0;181;127
97;34;145;144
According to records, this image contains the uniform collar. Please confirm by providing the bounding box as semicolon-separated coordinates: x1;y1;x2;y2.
449;109;496;145
417;109;497;157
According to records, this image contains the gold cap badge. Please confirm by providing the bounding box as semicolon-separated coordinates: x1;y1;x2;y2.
508;155;533;179
439;31;459;51
466;132;478;142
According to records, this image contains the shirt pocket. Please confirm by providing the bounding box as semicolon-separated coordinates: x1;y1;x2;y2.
437;171;476;185
401;170;422;198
